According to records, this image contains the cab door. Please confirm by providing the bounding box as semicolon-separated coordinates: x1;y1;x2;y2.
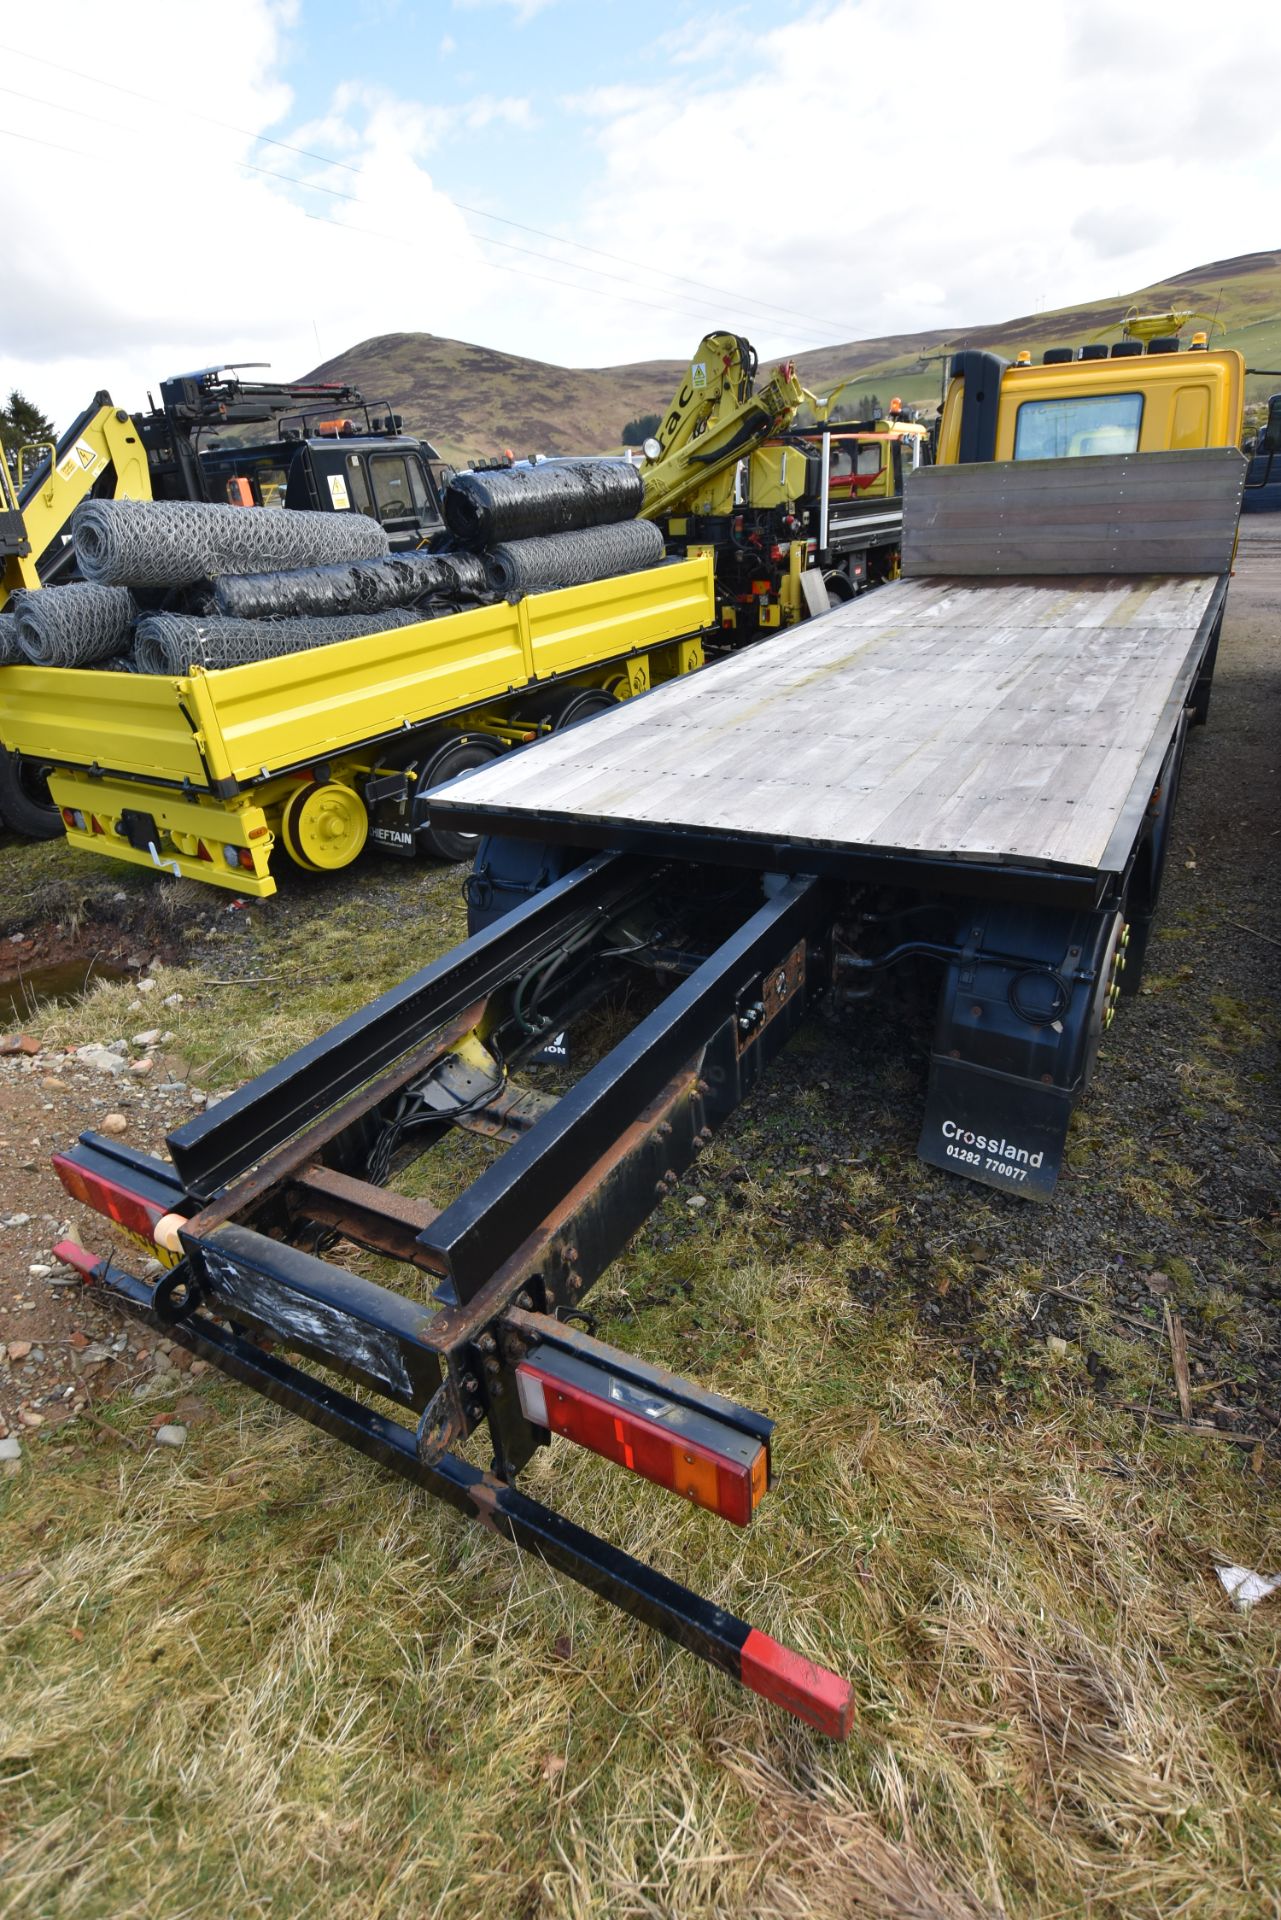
366;449;443;546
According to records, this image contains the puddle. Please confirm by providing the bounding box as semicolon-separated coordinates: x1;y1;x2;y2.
1;957;130;1031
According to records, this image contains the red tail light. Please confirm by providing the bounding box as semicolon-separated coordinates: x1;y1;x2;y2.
52;1151;167;1243
516;1347;767;1526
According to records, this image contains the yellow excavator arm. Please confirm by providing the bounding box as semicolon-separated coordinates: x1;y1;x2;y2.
638;334;808;522
1;396;152;610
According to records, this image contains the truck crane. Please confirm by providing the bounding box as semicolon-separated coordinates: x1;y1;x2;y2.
637;332;928;638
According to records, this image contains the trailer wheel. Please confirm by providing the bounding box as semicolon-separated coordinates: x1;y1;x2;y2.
523;685;618;733
281;781;368;872
1189;609;1223;727
1120;716;1188;991
417;738;504;864
0;749;63;840
554;689;618;729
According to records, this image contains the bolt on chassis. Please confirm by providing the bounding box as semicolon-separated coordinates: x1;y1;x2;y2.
55;856;861;1736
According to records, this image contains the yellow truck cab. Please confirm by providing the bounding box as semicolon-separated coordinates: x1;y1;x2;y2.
937;336;1244;465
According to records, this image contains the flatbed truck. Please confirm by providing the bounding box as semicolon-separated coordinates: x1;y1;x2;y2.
51;337;1246;1734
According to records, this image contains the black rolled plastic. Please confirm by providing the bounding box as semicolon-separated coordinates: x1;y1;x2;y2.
484;520;666;596
213;551;491;620
444;460;644;550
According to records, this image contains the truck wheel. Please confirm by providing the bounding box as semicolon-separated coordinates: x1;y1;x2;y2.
418;738;503;863
550;688;616;730
0;749;63;839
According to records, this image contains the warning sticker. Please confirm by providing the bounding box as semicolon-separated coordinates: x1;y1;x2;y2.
56;439;101;483
327;473;351;510
691;362;708;389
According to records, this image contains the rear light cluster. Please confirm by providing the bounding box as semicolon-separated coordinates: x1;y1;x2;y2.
51;1151;186;1254
61;808;105;836
516;1346;768;1527
53;1152;167;1241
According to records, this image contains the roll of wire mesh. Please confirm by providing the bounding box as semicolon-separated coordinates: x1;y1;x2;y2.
11;583;137;667
212;549;491;620
0;612;22;666
73;498;390;588
444;459;644;550
484;519;666;596
134;607;428;677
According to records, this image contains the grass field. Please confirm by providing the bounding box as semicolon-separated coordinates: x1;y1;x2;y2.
309;249;1281;458
1;688;1279;1919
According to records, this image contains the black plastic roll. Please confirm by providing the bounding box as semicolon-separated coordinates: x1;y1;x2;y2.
444;459;644;550
484;519;666;596
11;583;137;667
212;550;492;619
73;498;390;587
134;607;429;676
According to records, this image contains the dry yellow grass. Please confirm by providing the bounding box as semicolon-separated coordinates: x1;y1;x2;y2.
3;1226;1279;1919
2;843;1278;1919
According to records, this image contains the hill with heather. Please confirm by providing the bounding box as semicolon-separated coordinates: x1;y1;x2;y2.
305;249;1281;463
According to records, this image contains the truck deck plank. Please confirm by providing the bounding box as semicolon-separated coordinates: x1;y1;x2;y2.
432;569;1224;878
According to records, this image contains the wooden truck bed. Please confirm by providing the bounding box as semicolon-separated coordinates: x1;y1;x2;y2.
432;449;1243;885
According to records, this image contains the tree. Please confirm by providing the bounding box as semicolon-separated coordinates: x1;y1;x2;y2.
0;390;57;466
621;412;661;447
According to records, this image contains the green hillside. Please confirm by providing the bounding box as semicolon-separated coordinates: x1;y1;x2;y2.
306;249;1281;461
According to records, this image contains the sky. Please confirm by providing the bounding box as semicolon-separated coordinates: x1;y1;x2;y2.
2;0;1279;427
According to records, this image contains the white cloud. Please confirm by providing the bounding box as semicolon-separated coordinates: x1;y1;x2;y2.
439;33;457;54
0;1;525;423
558;0;1281;364
3;0;1279;434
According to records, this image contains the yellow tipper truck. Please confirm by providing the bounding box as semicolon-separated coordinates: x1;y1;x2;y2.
0;555;711;896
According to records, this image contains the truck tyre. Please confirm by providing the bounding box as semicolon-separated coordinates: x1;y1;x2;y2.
550;688;616;730
0;750;63;839
418;737;503;864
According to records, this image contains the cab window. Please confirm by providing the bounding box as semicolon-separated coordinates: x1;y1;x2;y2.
1014;393;1144;460
343;453;374;516
369;453;429;524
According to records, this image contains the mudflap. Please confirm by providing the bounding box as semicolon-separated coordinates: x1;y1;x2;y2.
919;1057;1071;1201
916;900;1127;1202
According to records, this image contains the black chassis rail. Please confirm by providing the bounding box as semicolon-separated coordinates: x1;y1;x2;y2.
61;855;855;1732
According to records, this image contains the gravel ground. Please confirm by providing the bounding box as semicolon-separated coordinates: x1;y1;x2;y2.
1;525;1278;1449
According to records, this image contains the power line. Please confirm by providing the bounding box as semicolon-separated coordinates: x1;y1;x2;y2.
0;40;362;172
0;119;811;347
0;39;865;343
0;78;853;342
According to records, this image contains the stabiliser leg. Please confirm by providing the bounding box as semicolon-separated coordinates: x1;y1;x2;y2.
57;1244;854;1740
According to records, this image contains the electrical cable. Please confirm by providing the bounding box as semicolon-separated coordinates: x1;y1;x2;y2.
0;49;865;336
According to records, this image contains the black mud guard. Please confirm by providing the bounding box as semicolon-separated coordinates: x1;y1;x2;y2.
918;901;1125;1201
